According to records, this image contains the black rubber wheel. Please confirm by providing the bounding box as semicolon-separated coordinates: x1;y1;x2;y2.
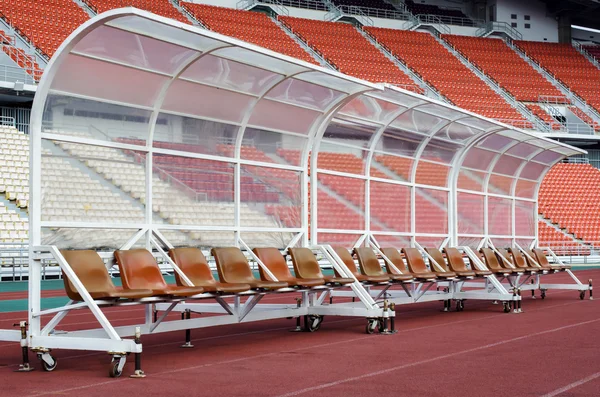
456;300;465;312
580;291;586;300
503;302;511;313
365;319;378;334
541;291;546;300
40;355;57;372
307;315;323;332
109;360;123;378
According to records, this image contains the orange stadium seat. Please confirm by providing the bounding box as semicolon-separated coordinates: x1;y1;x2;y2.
516;41;600;114
364;28;530;126
279;16;422;92
0;0;89;57
538;163;600;252
443;35;566;103
86;0;189;23
181;2;317;64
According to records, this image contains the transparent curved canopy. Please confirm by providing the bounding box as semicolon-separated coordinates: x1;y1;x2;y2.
30;8;585;250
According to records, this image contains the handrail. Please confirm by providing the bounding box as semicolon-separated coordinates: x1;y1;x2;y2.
572;41;600;70
238;0;290;15
262;0;327;11
412;14;451;35
476;21;522;41
337;5;410;21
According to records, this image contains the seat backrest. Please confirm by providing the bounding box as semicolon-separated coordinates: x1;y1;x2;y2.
332;247;360;277
114;249;168;290
533;248;551;268
425;247;448;272
380;248;408;274
496;248;513;269
252;247;293;281
288;247;324;279
480;247;502;270
211;247;256;284
508;248;527;268
60;250;116;301
443;248;468;272
402;248;429;273
523;248;542;268
354;247;384;276
168;247;215;287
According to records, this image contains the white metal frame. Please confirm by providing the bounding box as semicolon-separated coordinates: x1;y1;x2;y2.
1;8;588;363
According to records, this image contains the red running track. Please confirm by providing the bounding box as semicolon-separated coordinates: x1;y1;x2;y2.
0;269;599;397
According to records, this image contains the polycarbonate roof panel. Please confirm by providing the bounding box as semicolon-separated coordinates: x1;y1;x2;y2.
72;25;199;75
180;55;283;96
30;8;587;244
338;96;406;124
266;78;345;110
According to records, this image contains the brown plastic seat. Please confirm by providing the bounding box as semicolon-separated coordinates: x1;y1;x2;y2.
403;248;456;279
114;249;205;297
168;248;251;293
380;247;418;278
60;250;153;301
252;248;325;288
444;247;491;276
496;248;526;273
479;248;520;275
287;248;354;285
211;247;288;290
508;248;542;273
333;247;390;283
532;248;571;270
426;247;475;278
354;247;413;282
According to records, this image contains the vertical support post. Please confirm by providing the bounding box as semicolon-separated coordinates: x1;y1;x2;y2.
130;327;146;378
181;309;193;348
589;279;593;300
15;321;33;372
291;298;303;332
388;302;397;333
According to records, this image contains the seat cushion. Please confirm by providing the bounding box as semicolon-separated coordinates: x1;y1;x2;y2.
323;275;355;285
202;282;251;293
433;271;457;279
454;270;476;277
282;277;325;288
153;286;205;297
412;271;437;280
356;274;390;283
247;280;288;290
389;274;413;282
473;269;492;276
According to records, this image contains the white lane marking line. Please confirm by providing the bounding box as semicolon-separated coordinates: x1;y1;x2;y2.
540;371;600;397
27;299;593;395
276;317;600;397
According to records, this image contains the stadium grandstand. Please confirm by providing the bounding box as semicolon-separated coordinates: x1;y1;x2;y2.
0;0;599;393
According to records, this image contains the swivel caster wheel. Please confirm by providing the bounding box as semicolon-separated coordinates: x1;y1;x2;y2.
109;361;123;378
541;290;546;300
456;300;465;312
109;354;126;378
307;315;323;332
580;291;586;300
503;302;511;313
366;319;378;334
39;353;57;372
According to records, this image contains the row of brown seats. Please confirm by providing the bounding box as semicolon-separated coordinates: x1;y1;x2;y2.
478;247;570;276
60;245;565;303
334;246;567;284
60;247;355;302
